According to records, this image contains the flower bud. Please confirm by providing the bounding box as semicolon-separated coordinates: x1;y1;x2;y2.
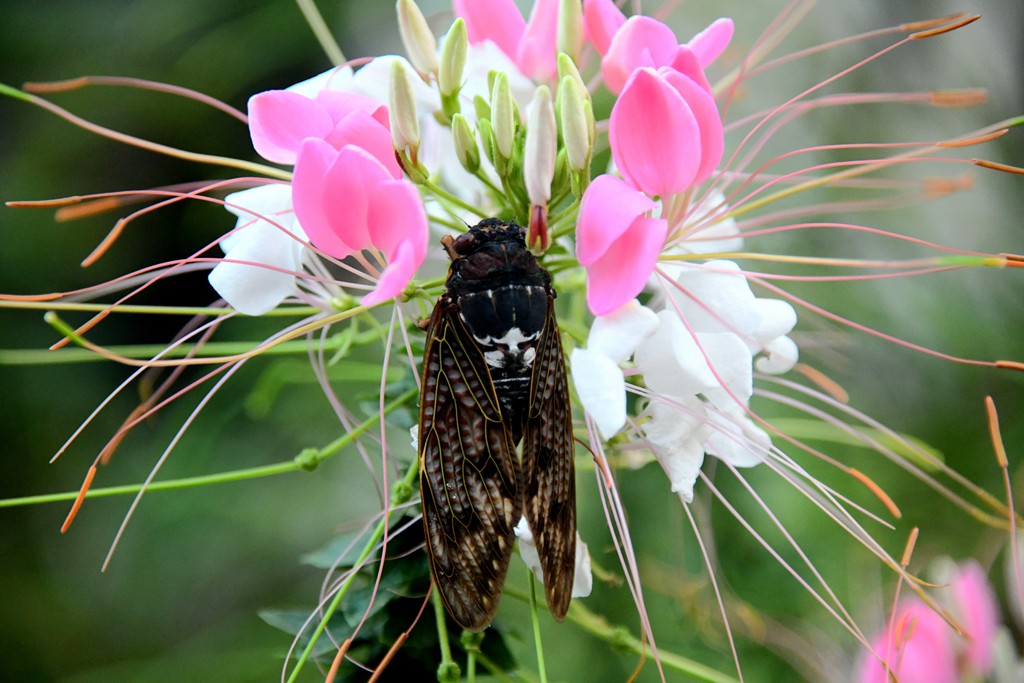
439;18;467;118
558;0;584;62
388;59;420;153
559;76;589;171
490;72;516;161
525;84;556;208
451;113;480;173
396;0;438;76
557;52;588;100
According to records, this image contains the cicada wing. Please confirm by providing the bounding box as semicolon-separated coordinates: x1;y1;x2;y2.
521;297;576;620
418;303;521;631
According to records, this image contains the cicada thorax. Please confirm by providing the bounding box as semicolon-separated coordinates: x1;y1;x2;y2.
444;221;554;440
419;218;576;631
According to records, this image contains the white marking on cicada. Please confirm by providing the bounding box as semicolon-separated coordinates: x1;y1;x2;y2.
475;327;541;368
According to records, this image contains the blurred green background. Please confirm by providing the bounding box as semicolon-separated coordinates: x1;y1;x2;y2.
1;1;1022;681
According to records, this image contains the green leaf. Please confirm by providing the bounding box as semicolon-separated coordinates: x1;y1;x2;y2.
768;418;944;470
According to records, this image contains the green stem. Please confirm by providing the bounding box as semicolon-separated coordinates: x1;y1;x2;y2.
0;338;361;366
420;178;488;220
432;590;460;682
565;601;741;683
529;574;548;683
0;387;417;509
287;456;420;683
0;300;320;317
503;587;740;683
293;0;346;66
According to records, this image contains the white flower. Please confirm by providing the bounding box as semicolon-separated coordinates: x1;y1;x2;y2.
571;300;659;440
662;260;799;374
514;517;593;599
634;310;753;403
643;397;711;503
208;184;307;315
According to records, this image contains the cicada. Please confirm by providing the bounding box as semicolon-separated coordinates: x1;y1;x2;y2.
418;218;575;631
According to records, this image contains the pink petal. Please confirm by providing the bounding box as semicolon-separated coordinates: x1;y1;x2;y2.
610;68;700;197
669;44;712;93
583;0;626;56
362;239;419;306
585;215;667;315
316;89;390;130
367;179;428;264
658;67;723;184
516;0;560;81
601;16;680;94
455;0;526;65
320;146;392;251
248;90;333;164
687;17;734;67
291;139;352;257
858;603;959;683
951;562;999;674
324;110;403;179
576;174;656;265
293;141;392;258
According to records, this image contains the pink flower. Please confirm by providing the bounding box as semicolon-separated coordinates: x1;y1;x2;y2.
858;561;1000;683
576;174;667;315
949;561;1000;675
859;603;959;683
454;0;559;81
248;88;401;178
610;66;724;198
600;14;733;94
292;139;428;306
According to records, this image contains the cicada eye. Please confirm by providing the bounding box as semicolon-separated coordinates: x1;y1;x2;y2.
450;231;478;256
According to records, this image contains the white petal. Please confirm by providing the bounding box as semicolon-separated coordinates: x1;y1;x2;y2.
209;219;304;315
635;312;713;398
636;312;752;402
349;55;439;112
705;407;771;468
645;399;710;504
221;184;296;252
755;335;799;374
515;517;593;599
588;300;660;363
669;260;759;335
571;348;626;440
515;516;539;570
680;190;743;254
751;297;797;342
287;65;356;97
571;535;593;598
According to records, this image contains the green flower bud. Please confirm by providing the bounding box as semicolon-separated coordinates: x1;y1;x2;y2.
451;113;480;173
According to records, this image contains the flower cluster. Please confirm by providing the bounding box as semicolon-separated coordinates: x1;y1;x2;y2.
3;0;1022;680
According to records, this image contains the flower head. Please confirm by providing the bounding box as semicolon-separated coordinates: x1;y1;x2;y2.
857;561;1001;683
